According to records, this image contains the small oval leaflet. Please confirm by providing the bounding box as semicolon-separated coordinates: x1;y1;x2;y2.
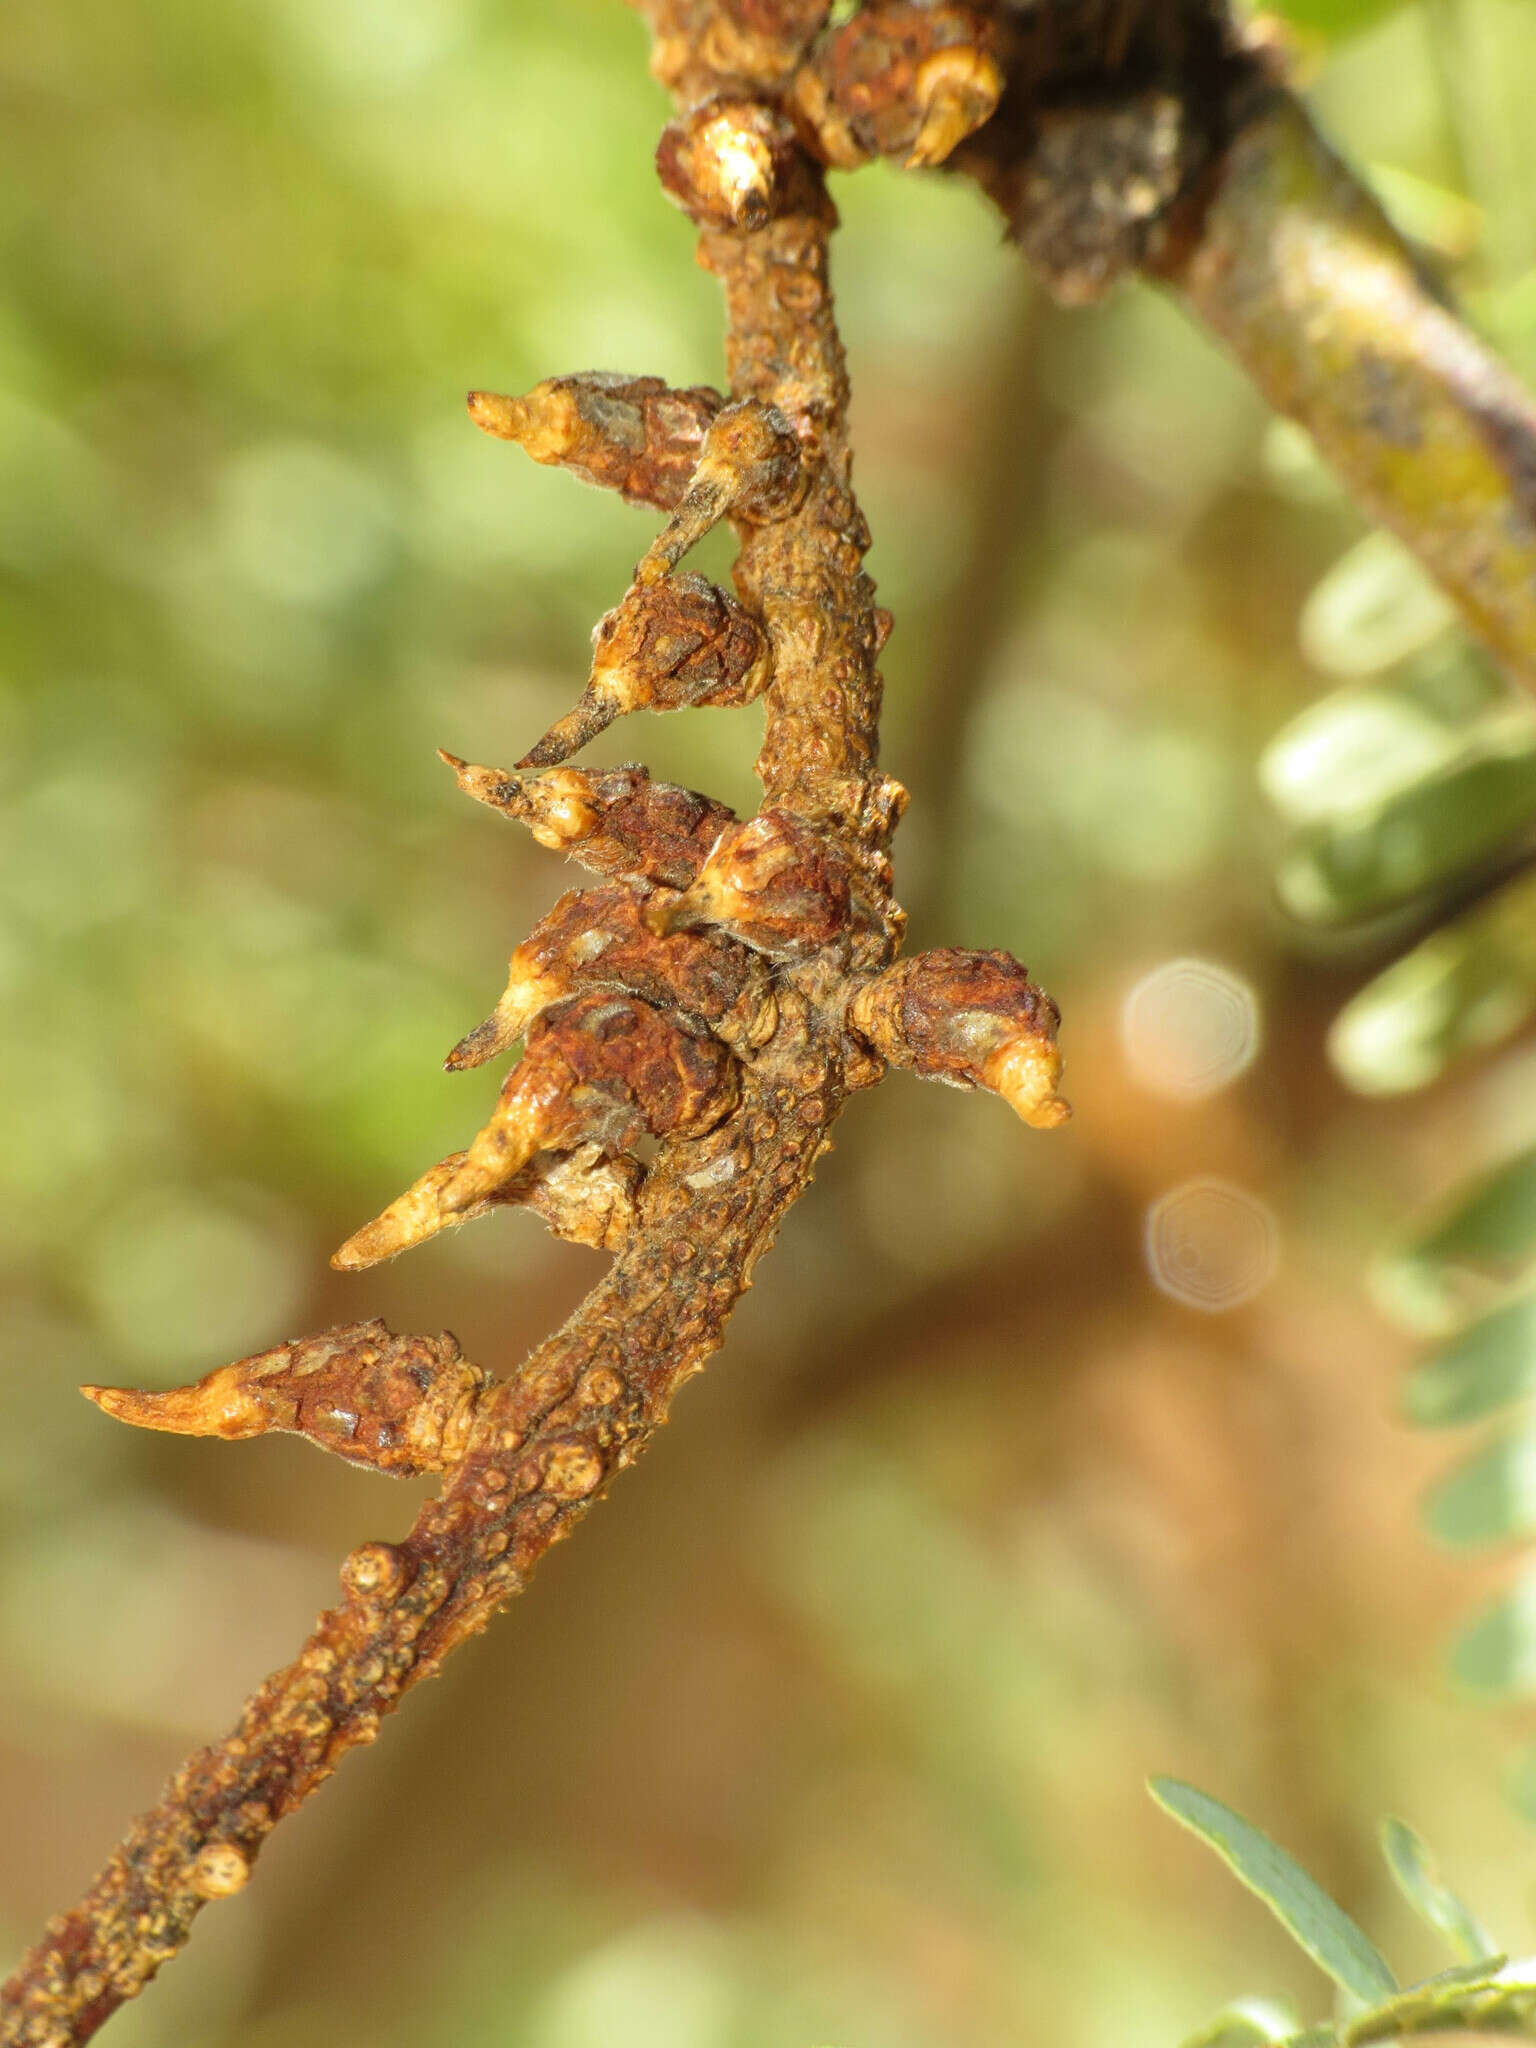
1147;1777;1398;2007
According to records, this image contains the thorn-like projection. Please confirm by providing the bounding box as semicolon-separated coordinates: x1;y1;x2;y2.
905;45;1004;169
446;881;773;1072
646;806;853;959
467;373;722;512
791;2;1000;171
635;398;802;585
333;992;739;1270
440;753;737;890
518;573;772;768
82;1321;492;1477
848;948;1070;1129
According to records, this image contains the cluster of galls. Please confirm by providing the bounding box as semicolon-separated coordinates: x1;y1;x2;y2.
646;1;1006;230
323;367;1065;1275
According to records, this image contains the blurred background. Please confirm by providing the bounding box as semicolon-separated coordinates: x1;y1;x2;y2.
5;1;1536;2042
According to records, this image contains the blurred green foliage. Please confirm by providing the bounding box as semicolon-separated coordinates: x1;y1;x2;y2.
7;2;1536;2045
1155;1787;1527;2047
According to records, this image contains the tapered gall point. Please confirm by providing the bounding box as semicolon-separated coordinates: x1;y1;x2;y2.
647;807;853;959
82;1322;492;1476
636;399;802;584
335;993;739;1269
791;3;1000;170
442;752;737;891
467;373;722;511
848;948;1070;1129
518;574;771;768
446;881;770;1072
657;99;802;231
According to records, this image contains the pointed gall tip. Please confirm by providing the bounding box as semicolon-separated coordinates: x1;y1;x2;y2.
516;694;617;771
331;1232;379;1273
467;390;531;443
80;1369;270;1439
444;1012;508;1072
437;748;466;773
985;1037;1071;1133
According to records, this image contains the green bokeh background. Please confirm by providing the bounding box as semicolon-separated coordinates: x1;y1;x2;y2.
6;2;1536;2043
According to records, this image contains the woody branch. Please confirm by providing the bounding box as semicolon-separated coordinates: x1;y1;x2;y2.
0;4;1067;2041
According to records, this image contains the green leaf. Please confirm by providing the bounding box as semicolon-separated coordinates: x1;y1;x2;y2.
1338;1962;1513;2043
1261;689;1466;829
1179;1998;1301;2048
1375;1146;1536;1336
1377;1818;1498;1962
1148;1779;1399;2005
1503;1745;1536;1826
1275;742;1536;927
1425;1426;1536;1550
1327;867;1536;1096
1298;532;1456;681
1450;1560;1536;1696
1265;0;1411;38
1402;1295;1536;1427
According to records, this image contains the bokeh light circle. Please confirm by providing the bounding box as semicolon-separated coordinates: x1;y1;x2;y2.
1121;957;1260;1101
1144;1178;1279;1313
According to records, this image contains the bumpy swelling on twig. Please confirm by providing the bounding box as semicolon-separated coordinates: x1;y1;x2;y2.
1;11;1072;2042
332;992;741;1269
519;572;772;767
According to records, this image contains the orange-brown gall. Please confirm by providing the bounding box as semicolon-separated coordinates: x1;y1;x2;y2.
446;881;771;1071
791;4;1000;169
441;754;736;891
518;574;772;768
334;994;739;1268
467;373;722;511
649;806;853;958
83;1323;492;1478
649;0;831;96
849;948;1070;1128
657;98;804;231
